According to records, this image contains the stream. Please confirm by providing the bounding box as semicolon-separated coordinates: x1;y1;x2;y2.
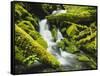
38;10;82;72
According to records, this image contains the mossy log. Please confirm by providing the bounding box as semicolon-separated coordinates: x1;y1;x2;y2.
15;25;60;68
46;6;96;25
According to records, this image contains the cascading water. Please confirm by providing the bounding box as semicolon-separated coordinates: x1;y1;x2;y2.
39;10;81;70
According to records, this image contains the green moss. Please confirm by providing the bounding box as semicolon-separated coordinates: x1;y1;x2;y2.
77;53;97;69
77;54;90;62
77;31;96;45
23;55;39;66
46;6;96;25
66;45;79;54
50;25;58;41
15;25;60;68
42;4;64;15
17;21;48;49
15;46;39;66
42;4;56;15
84;39;96;50
15;46;26;62
57;40;65;50
17;20;35;31
57;38;79;54
64;5;96;24
66;23;78;36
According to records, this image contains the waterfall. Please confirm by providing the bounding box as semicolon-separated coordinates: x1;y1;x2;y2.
39;10;80;68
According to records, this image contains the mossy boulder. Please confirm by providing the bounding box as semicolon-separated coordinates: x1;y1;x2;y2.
15;25;60;68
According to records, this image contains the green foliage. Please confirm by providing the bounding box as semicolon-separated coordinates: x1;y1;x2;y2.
50;25;58;41
57;38;79;54
77;53;96;69
42;4;57;15
42;4;63;15
57;39;65;50
15;3;39;30
77;31;96;45
15;46;39;66
17;20;35;31
15;25;60;68
15;46;26;62
84;39;96;50
66;23;78;36
23;55;39;66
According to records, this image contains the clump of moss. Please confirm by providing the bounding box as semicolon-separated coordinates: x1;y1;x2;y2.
17;21;48;49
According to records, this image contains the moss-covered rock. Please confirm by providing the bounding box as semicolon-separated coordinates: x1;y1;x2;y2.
15;25;60;68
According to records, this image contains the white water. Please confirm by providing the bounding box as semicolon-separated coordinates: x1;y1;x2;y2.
52;10;67;15
39;10;78;67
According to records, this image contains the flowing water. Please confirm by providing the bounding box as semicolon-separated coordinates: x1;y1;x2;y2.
38;10;82;71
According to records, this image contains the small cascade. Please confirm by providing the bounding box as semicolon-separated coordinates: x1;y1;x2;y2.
39;19;77;66
39;10;81;69
52;10;67;14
